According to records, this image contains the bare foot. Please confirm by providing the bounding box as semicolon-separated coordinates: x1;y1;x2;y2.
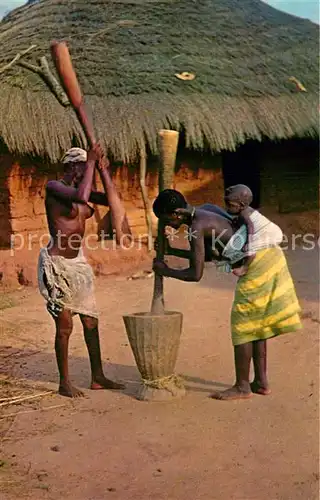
250;381;271;395
59;382;85;398
209;385;252;401
91;375;125;391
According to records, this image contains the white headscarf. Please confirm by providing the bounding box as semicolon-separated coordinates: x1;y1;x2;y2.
61;147;87;164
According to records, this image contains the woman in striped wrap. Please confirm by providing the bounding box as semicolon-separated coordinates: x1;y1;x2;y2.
210;185;302;400
152;187;302;402
210;246;302;400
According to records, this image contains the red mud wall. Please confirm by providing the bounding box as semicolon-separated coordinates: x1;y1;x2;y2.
0;155;12;248
0;140;317;250
0;142;317;287
0;150;224;249
5;159;58;248
0;150;223;286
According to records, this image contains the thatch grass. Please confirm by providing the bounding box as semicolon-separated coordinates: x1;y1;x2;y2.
0;0;319;162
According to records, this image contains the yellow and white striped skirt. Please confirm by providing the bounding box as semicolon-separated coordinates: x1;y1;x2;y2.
231;247;302;346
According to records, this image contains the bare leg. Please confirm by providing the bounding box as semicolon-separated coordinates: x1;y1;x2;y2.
54;310;84;398
251;340;271;395
80;315;124;391
210;343;253;401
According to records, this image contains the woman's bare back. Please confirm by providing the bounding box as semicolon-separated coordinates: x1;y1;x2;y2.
192;209;235;248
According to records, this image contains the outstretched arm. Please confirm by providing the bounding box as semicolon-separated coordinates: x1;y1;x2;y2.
153;224;205;282
87;156;111;206
159;206;194;259
154;235;191;260
96;155;131;241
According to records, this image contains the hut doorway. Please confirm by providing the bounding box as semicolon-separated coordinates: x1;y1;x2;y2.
222;141;261;209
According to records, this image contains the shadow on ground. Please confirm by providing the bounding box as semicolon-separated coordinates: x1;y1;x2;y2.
0;347;230;400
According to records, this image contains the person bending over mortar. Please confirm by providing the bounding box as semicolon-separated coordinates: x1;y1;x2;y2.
38;145;124;398
152;188;302;401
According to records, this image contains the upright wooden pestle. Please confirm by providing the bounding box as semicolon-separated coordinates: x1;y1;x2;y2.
50;40;132;246
151;130;179;314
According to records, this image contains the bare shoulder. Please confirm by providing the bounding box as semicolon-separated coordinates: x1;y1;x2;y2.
45;181;75;212
45;180;78;204
196;208;230;224
194;209;231;235
46;180;64;193
46;180;61;187
193;208;212;226
195;208;220;220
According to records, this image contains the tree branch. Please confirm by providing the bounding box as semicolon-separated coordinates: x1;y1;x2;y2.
0;44;37;74
18;60;41;74
0;44;70;107
18;56;70;107
38;56;70;107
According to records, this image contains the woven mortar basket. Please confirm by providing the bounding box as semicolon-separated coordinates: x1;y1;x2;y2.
123;311;183;380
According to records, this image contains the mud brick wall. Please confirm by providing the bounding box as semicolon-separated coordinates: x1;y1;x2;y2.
0;154;12;247
2;157;61;249
1;138;317;250
0;150;224;249
259;139;319;213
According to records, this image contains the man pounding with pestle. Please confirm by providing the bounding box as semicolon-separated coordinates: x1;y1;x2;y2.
38;145;124;398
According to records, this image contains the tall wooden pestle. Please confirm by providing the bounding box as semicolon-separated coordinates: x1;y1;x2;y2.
151;130;179;314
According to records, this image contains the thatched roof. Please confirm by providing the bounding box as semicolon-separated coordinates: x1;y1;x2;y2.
0;0;318;162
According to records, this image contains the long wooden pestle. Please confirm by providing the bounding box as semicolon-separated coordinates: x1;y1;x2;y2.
151;130;179;314
50;40;132;245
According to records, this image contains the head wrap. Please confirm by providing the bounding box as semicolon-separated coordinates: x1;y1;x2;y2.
61;147;87;164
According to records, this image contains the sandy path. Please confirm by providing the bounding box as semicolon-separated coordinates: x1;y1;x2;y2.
0;247;319;500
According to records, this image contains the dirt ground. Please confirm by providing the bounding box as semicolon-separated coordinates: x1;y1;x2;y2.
0;245;319;500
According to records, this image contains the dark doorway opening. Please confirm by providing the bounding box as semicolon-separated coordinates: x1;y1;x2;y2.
222;141;261;209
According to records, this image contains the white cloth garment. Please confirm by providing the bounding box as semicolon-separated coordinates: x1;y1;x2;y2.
215;211;283;273
61;147;87;164
38;246;98;318
245;210;283;256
